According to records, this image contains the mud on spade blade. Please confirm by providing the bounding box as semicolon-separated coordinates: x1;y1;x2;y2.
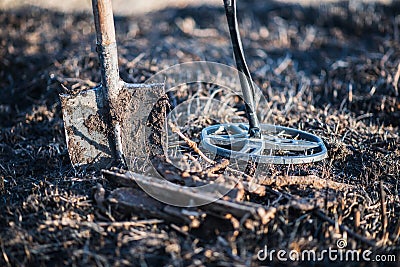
60;83;165;171
60;0;165;171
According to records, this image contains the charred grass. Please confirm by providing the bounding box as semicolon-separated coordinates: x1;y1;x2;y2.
0;1;399;266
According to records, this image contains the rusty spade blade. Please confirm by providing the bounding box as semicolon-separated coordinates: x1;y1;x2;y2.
60;0;164;170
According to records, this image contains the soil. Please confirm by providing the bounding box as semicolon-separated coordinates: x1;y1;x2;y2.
0;1;399;266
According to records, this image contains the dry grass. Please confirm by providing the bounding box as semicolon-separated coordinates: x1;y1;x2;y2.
0;1;399;266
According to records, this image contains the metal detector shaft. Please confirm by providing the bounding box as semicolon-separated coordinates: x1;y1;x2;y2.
92;0;125;165
223;0;261;138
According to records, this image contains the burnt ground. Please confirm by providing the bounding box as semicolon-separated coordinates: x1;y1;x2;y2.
0;0;400;266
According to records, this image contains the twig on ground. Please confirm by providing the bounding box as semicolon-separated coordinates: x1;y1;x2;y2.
257;175;352;191
96;219;163;227
392;62;400;96
206;159;230;178
169;121;214;164
0;242;10;267
379;180;388;246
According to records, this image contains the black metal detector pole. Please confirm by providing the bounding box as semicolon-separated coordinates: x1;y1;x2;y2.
223;0;261;138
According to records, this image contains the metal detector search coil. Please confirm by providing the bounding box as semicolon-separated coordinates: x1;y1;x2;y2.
201;123;327;164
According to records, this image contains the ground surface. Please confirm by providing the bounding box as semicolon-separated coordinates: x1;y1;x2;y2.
0;0;399;266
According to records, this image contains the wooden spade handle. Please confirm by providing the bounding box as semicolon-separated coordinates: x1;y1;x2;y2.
92;0;126;167
91;0;120;100
92;0;116;46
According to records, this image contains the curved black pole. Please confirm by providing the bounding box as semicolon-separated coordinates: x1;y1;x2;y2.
223;0;261;138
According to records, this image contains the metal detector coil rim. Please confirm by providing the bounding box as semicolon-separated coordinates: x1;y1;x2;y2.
200;123;328;164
